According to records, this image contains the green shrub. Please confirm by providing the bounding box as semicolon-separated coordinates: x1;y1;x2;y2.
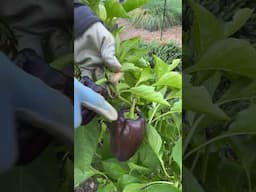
141;41;182;69
129;0;182;31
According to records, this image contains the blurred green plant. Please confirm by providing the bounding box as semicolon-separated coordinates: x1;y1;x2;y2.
183;0;256;192
140;41;181;68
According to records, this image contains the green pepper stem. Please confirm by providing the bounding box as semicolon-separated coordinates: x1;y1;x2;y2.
128;97;136;120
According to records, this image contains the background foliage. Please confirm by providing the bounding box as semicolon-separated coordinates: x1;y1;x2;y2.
183;0;256;191
140;41;181;69
129;0;182;31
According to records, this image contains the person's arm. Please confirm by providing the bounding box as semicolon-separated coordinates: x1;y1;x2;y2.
0;52;73;172
74;4;122;82
73;4;122;127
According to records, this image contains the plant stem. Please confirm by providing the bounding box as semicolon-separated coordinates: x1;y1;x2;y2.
118;95;131;105
152;110;180;123
183;115;205;156
160;0;167;40
148;104;160;124
129;97;136;119
184;131;256;160
142;181;174;190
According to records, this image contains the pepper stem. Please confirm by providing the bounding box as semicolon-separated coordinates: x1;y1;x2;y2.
128;97;136;120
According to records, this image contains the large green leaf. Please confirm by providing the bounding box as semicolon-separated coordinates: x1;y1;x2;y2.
123;183;144;192
104;0;129;19
130;85;170;106
183;84;229;120
122;0;148;12
97;183;116;192
188;0;223;55
137;68;154;85
0;146;59;192
224;8;253;37
147;125;162;156
117;174;140;189
186;38;256;79
219;80;256;102
168;59;181;71
102;158;128;180
183;166;205;192
228;105;256;134
172;138;182;171
155;71;182;89
74;120;100;186
142;183;179;192
153;55;169;80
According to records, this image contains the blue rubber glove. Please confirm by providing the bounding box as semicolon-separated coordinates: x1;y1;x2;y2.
74;78;118;128
0;52;73;172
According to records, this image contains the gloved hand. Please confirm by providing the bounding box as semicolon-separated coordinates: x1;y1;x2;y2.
74;78;118;128
74;22;123;83
0;52;73;172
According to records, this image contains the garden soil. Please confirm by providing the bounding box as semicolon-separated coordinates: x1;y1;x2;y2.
117;19;182;45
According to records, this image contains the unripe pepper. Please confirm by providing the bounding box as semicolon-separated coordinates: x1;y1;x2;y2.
108;109;145;161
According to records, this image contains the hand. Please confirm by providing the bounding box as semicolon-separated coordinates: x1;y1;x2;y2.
75;22;122;82
0;52;73;172
74;78;118;128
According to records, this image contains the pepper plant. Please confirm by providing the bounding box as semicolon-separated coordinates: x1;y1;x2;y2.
75;0;182;191
183;0;256;191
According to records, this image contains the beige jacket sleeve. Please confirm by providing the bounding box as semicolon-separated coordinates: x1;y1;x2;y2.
74;22;122;80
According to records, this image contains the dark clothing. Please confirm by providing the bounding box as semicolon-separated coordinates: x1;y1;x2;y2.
74;3;102;38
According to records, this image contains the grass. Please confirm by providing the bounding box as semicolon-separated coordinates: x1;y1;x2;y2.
129;0;182;31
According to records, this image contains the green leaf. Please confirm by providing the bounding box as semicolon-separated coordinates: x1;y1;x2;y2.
228;105;256;135
104;0;129;19
50;53;73;71
153;55;169;80
122;62;142;72
74;167;97;188
0;146;60;192
139;142;161;170
183;84;229;120
147;125;162;155
142;183;179;192
137;68;154;85
123;183;144;192
74;120;100;186
98;4;107;20
122;0;149;12
130;85;169;106
97;183;116;192
155;72;182;89
172;138;182;171
102;158;128;180
128;162;151;174
172;99;182;113
188;0;223;55
183;166;205;192
219;80;256;102
186;38;256;79
224;8;253;37
168;59;181;71
202;72;221;97
117;174;140;189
